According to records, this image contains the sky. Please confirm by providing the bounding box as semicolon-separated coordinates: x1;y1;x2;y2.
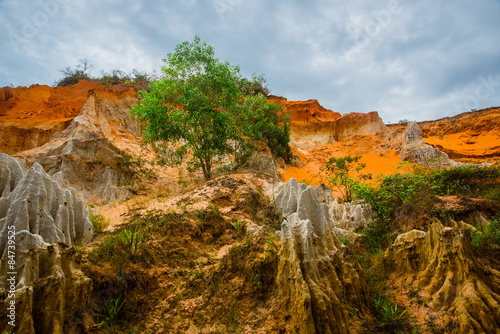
1;0;499;123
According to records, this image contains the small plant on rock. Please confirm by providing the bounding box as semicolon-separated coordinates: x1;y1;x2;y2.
118;228;144;257
88;211;110;235
322;155;372;203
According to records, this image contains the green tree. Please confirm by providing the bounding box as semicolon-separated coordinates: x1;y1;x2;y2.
321;155;372;202
132;36;290;179
238;93;291;160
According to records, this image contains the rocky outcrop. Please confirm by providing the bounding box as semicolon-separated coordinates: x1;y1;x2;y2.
0;87;14;102
0;81;103;154
330;200;372;231
271;98;341;125
331;111;387;142
420;107;500;162
384;219;500;333
0;243;92;334
271;98;341;149
0;153;92;248
268;178;368;333
16;87;139;202
0;153;93;334
400;121;460;168
435;196;500;229
238;141;279;180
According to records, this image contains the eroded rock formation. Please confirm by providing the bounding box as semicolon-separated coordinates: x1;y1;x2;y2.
268;178;368;333
330;112;387;142
420;107;500;162
400;121;460;168
384;219;500;333
17;87;139;202
330;200;372;231
0;153;93;334
0;81;103;154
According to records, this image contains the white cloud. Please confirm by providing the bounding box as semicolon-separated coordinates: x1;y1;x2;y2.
0;0;499;122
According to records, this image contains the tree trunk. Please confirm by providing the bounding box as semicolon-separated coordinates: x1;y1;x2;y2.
199;157;211;180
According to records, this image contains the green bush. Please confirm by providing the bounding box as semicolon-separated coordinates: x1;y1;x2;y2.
55;58;154;89
240;93;291;160
322;155;372;203
429;164;500;197
470;217;500;250
88;211;110;235
353;164;500;251
56;58;92;87
354;172;430;226
372;294;409;332
118;228;144;257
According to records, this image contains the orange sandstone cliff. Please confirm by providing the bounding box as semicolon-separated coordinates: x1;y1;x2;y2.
0;80;105;153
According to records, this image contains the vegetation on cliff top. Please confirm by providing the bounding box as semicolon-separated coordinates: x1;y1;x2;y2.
55;58;155;89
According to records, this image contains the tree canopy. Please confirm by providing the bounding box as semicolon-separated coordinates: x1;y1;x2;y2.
131;36;290;180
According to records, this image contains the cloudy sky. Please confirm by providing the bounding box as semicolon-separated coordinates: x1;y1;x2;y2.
1;0;499;123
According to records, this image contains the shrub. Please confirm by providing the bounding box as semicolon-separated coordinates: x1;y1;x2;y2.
55;58;154;89
372;294;409;332
354;172;430;226
429;164;500;197
118;228;144;257
322;155;372;203
88;211;110;235
470;217;500;250
56;58;92;87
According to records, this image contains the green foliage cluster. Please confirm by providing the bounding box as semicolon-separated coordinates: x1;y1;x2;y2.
352;164;500;252
429;164;500;197
355;172;430;227
321;157;500;252
96;293;126;327
371;293;409;332
131;36;290;179
56;58;92;87
92;69;154;88
470;217;500;250
239;93;291;159
321;155;372;203
353;164;500;240
88;210;110;236
118;228;144;257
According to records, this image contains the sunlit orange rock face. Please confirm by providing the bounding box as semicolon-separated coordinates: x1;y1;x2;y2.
0;80;107;153
268;97;342;124
277;98;500;188
420;107;500;163
330;111;388;141
273;97;401;187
